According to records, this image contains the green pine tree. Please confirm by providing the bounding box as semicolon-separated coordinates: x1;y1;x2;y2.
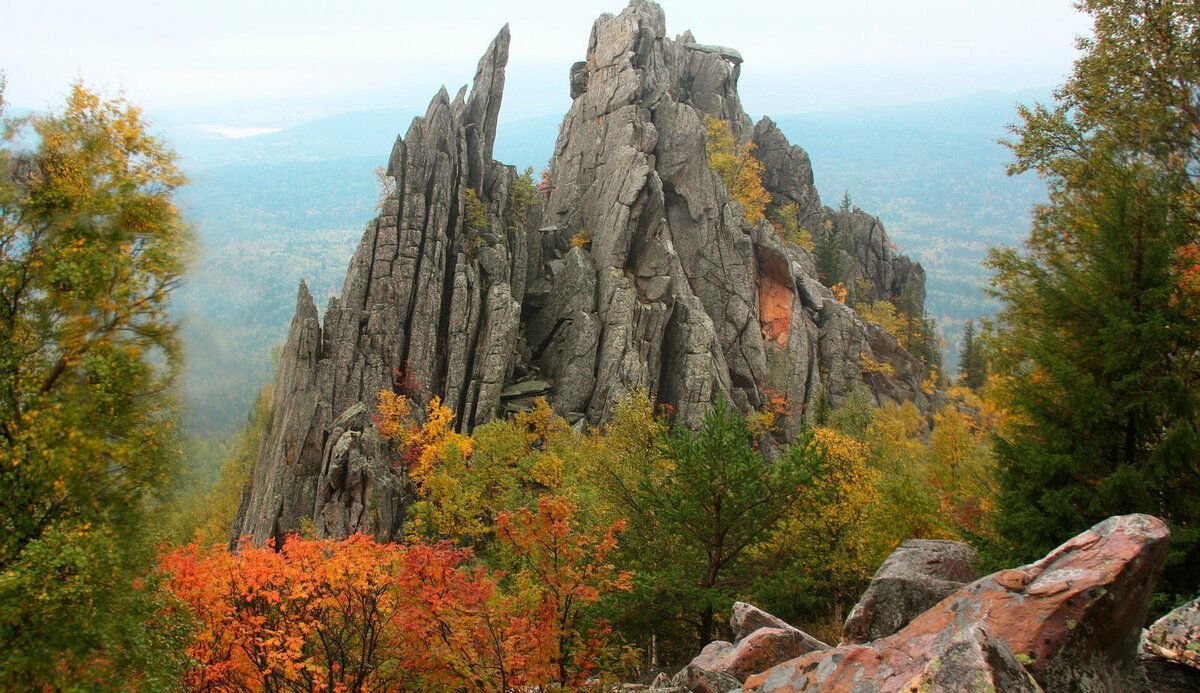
958;319;987;390
988;0;1200;605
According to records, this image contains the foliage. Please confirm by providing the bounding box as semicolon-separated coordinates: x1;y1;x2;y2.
163;507;632;691
376;393;579;547
171;386;272;546
570;228;591;249
0;81;193;687
989;0;1200;604
957;318;988;389
858;298;903;335
858;352;896;377
814;219;843;288
504;166;540;234
752;389;1001;640
373;391;473;492
770;202;814;251
462;187;488;233
704;115;771;224
536;167;553;197
494;496;635;688
893;279;943;374
601;396;822;655
372;165;396;211
750;426;883;634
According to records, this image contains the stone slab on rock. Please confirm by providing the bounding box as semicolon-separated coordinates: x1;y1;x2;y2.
842;538;977;644
1143;596;1200;671
670;664;741;693
690;604;827;683
743;514;1171;692
730;601;793;642
690;640;734;673
720;627;826;682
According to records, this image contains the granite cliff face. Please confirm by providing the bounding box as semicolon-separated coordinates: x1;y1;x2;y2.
233;1;932;545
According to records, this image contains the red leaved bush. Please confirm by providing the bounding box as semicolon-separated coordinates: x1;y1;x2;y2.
160;497;631;691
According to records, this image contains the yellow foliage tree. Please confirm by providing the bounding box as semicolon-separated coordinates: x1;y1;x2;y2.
857;299;904;336
751;426;886;639
704;115;771;224
771;202;815;251
374;391;474;491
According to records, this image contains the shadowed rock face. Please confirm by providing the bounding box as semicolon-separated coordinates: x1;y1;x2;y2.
233;0;932;544
842;538;978;644
742;514;1172;693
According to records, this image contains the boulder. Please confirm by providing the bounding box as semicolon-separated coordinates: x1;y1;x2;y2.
719;627;826;681
730;601;793;642
689;640;734;672
1143;596;1200;671
688;604;827;683
743;515;1171;692
670;664;740;693
842;538;977;643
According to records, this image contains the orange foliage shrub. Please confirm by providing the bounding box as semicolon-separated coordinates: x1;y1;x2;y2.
161;499;632;691
373;391;472;489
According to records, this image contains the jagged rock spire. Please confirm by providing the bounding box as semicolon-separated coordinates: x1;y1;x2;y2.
233;1;932;544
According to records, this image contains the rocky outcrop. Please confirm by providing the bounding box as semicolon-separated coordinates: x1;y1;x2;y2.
233;1;932;543
742;514;1171;692
1141;652;1200;692
842;538;977;644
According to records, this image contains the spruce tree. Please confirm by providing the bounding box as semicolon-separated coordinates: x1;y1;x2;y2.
958;319;986;390
988;0;1200;603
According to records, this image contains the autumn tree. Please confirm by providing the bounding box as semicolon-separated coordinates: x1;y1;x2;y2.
0;81;192;687
494;496;634;688
749;424;889;641
770;202;814;251
989;0;1200;603
163;512;633;690
704;115;771;224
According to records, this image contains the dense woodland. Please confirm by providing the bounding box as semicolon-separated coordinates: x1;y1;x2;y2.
1;0;1199;689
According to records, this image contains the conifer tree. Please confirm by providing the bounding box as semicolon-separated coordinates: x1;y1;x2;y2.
988;0;1200;602
958;319;987;390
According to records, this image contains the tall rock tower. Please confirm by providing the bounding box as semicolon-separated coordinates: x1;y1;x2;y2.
233;1;932;546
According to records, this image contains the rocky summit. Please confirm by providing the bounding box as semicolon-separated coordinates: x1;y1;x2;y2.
232;0;932;545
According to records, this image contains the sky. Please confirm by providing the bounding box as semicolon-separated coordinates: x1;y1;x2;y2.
2;0;1092;126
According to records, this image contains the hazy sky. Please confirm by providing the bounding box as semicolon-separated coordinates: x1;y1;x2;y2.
3;0;1092;124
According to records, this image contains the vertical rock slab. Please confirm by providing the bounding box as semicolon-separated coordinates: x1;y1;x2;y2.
233;28;521;543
